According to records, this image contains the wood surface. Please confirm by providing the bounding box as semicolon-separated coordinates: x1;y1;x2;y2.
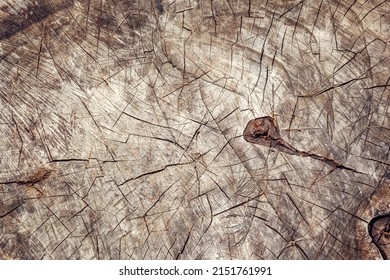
0;0;389;259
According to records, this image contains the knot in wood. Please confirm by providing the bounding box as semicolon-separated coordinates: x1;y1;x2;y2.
243;116;281;147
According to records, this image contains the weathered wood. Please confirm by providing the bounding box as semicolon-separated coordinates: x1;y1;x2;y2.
0;0;389;259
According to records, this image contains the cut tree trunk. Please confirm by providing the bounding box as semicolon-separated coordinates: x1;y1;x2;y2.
0;0;389;259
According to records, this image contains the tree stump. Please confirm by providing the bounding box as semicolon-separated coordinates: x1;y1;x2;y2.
0;0;389;259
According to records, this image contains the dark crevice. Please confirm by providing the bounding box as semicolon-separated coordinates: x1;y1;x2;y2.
368;213;390;260
243;116;363;173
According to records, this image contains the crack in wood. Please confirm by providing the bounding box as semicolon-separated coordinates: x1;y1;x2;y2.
243;116;362;173
368;213;390;260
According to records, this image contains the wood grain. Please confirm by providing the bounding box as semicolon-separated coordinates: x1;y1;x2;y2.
0;0;389;260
